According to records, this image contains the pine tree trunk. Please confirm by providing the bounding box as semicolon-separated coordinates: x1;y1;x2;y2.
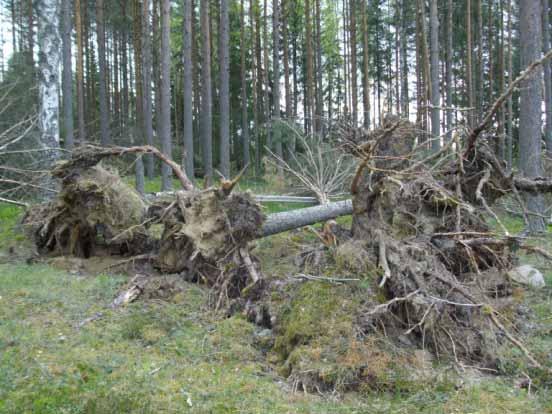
121;0;129;131
349;0;358;126
429;0;440;151
96;0;111;146
263;0;271;147
75;0;86;143
142;0;155;178
61;0;73;150
362;0;371;128
133;0;145;194
400;0;408;118
519;0;545;233
542;0;552;155
477;0;483;120
273;0;283;173
183;0;194;179
219;0;230;178
305;0;314;133
506;0;513;169
467;0;474;126
445;0;453;141
200;0;213;185
315;0;323;133
240;0;250;168
254;0;263;175
160;0;172;191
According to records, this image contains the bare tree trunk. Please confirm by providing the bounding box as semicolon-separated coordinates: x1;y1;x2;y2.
133;0;145;195
305;0;314;133
27;0;33;67
506;0;513;169
61;0;73;150
315;0;323;133
445;0;453;141
142;0;155;179
75;0;86;143
429;0;440;151
349;0;358;126
37;0;61;194
240;0;250;168
160;0;172;191
121;0;129;131
262;200;353;237
467;0;474;126
283;0;292;125
362;0;371;128
477;0;483;120
273;0;283;174
543;0;552;156
520;0;545;233
200;0;213;185
400;0;408;118
96;0;111;146
183;0;194;179
263;0;271;147
253;0;262;175
219;0;230;178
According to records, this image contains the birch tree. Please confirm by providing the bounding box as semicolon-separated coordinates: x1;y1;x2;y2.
37;0;61;192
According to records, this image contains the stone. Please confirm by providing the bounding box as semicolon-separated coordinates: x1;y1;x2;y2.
507;265;546;289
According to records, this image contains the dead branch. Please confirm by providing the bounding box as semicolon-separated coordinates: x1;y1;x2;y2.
464;48;552;156
54;145;195;191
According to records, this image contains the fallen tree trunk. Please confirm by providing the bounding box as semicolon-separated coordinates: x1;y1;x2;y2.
261;199;353;237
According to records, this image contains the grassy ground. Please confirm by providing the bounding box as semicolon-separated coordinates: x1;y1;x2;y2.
1;183;552;413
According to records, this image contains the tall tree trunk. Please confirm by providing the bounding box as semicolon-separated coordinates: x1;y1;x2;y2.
142;0;155;178
160;0;172;191
219;0;230;178
429;0;440;151
61;0;73;150
305;0;314;133
75;0;86;143
283;0;292;123
506;0;513;169
96;0;111;146
315;0;323;133
519;0;545;233
445;0;453;141
27;0;33;67
183;0;194;179
400;0;408;118
37;0;61;193
497;0;506;160
467;0;474;126
273;0;283;173
254;0;263;175
362;0;371;128
240;0;250;168
121;0;129;131
543;0;552;155
200;0;213;185
349;0;358;126
263;0;271;146
133;0;145;194
477;0;483;120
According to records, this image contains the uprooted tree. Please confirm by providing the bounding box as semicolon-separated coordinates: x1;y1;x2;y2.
19;55;552;388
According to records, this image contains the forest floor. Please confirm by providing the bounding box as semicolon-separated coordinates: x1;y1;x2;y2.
1;177;552;413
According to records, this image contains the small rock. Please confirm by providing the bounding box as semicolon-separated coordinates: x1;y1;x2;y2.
254;328;274;350
507;265;546;289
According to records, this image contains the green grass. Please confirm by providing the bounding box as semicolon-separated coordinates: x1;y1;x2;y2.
1;262;550;413
0;203;25;250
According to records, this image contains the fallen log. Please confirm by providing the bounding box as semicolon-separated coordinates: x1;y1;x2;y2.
261;199;353;237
